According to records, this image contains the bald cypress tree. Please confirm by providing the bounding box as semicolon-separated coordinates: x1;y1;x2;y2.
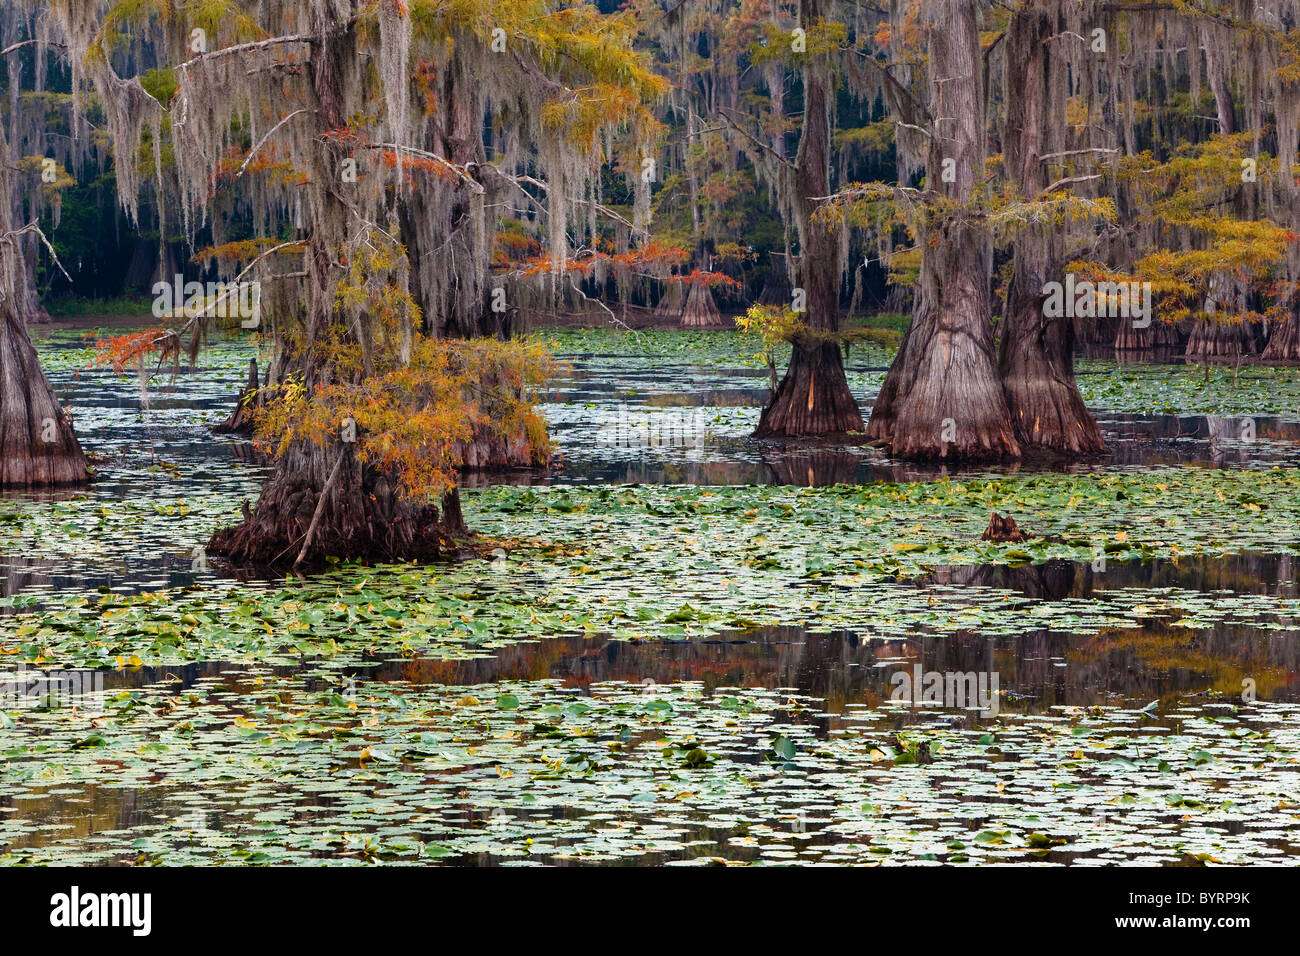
59;0;663;563
752;0;864;437
0;5;87;488
867;1;1018;461
996;0;1105;456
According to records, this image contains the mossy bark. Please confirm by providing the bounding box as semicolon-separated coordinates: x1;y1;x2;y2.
208;437;465;566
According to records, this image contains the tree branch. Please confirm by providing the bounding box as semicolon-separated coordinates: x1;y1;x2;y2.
366;143;485;194
294;448;347;568
1038;148;1120;161
237;109;315;180
1042;174;1102;195
1;222;72;283
714;107;796;171
1;39;65;56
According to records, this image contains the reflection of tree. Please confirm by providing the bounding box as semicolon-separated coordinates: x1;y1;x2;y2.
921;559;1086;600
1069;620;1292;705
370;600;1300;734
923;552;1297;600
0;780;155;858
1077;345;1179;365
863;458;1025;483
0;554;59;599
761;448;863;487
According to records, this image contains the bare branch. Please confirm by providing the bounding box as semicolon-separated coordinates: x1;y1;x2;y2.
714;107;796;171
1038;148;1120;161
559;270;641;339
1;39;65;56
237;109;315;180
366;143;485;194
174;34;313;75
1;222;72;283
1042;174;1102;195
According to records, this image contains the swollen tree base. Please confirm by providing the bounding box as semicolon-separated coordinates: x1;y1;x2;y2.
999;293;1106;456
753;341;864;438
457;430;547;469
207;439;466;566
1262;311;1300;361
0;304;89;487
680;283;724;329
1114;321;1180;351
1185;319;1256;361
868;316;1021;463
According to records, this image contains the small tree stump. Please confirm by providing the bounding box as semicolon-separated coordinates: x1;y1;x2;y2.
981;512;1028;542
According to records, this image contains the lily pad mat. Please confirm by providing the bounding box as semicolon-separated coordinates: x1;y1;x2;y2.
3;675;1298;865
2;468;1298;670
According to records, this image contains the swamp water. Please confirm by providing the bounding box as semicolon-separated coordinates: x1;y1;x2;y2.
1;326;1298;865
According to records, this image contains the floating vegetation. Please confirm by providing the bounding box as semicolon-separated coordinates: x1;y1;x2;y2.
3;469;1299;670
1;326;1298;866
3;676;1298;866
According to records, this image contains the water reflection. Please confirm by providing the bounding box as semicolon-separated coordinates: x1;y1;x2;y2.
919;551;1298;599
51;596;1298;739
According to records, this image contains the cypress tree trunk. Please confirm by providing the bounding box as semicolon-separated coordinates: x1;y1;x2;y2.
680;281;723;328
867;1;1018;461
0;121;87;488
1203;26;1237;135
207;435;464;566
1114;319;1179;350
1186;318;1256;360
655;278;684;320
0;298;88;486
401;65;502;340
753;0;863;438
395;70;546;467
208;20;463;565
1263;307;1300;361
996;0;1104;456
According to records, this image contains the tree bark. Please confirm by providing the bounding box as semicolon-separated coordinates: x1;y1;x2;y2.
1262;307;1300;361
0;299;88;486
996;0;1105;456
1203;27;1237;135
680;280;723;328
208;17;464;563
401;64;502;340
867;1;1018;461
207;435;463;566
1114;318;1180;350
1185;318;1256;360
0;120;87;487
754;0;864;438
